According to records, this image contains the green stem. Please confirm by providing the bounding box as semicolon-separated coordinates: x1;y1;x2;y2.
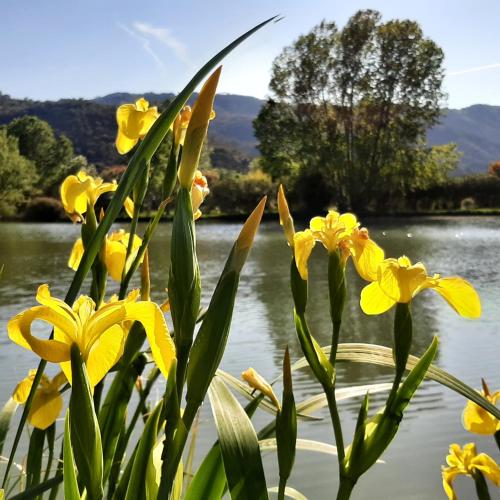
327;251;346;366
277;477;286;500
325;386;346;468
494;430;500;452
158;403;197;497
386;302;413;410
473;471;491;500
336;476;356;500
330;321;341;366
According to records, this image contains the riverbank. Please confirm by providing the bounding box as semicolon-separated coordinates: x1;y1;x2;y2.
3;207;500;224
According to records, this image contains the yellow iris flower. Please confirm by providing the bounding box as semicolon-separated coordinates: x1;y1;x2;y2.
360;256;481;318
7;285;175;388
462;380;500;435
13;370;67;430
293;210;384;281
442;443;500;500
68;229;143;282
60;171;134;222
191;170;210;220
115;97;160;154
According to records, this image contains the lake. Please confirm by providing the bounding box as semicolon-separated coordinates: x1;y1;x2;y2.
0;217;499;499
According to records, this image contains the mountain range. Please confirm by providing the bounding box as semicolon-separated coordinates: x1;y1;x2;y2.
1;91;499;175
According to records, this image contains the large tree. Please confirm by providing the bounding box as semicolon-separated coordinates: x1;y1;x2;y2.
254;10;446;211
7;115;76;196
0;128;37;217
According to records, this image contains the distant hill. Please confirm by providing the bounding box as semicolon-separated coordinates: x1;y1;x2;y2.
427;105;500;175
1;91;499;175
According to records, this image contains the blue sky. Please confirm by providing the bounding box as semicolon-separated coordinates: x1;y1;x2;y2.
2;0;500;108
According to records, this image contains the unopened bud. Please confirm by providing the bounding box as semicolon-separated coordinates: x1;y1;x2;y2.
278;184;295;247
242;367;280;410
232;197;266;272
178;67;221;188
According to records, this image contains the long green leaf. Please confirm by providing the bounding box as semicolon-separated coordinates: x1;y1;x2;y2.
69;345;103;500
184;443;226;500
291;343;500;420
0;398;17;456
124;401;163;500
26;428;45;489
208;377;268;500
63;411;80;500
2;16;277;488
186;382;392;500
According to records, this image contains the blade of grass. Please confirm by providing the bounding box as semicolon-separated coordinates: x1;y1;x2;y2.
208;377;268;500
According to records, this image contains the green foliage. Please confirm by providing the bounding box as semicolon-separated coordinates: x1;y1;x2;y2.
7;115;76;195
204;168;275;215
208;377;268;500
0;128;37;217
254;10;446;211
63;411;80;500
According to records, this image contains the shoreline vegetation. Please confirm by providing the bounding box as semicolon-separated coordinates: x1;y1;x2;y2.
3;207;500;224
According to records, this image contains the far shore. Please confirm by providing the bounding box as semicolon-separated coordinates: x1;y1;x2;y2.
2;208;500;224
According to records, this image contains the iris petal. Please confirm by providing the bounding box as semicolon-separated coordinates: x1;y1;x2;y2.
29;390;63;430
360;282;395;315
293;230;316;280
8;306;74;362
352;238;384;282
86;324;126;387
426;277;481;319
124;302;176;378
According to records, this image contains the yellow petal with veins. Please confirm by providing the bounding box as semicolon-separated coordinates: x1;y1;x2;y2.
124;302;176;379
85;324;127;387
84;303;126;352
116;133;138;155
425;277;481;319
68;238;84;271
293;230;316;280
463;392;500;435
29;390;63;430
60;175;91;218
8;307;74;362
360;281;395;315
351;236;385;282
378;258;427;303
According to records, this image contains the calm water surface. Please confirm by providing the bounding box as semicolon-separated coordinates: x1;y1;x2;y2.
0;218;499;499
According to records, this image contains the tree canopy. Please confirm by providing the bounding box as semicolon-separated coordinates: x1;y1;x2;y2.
254;9;449;211
0;128;38;216
7;115;76;195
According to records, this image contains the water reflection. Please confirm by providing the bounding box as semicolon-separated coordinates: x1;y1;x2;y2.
0;217;499;499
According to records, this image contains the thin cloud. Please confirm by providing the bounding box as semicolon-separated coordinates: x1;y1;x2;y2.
117;22;166;71
448;63;500;76
132;22;192;68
